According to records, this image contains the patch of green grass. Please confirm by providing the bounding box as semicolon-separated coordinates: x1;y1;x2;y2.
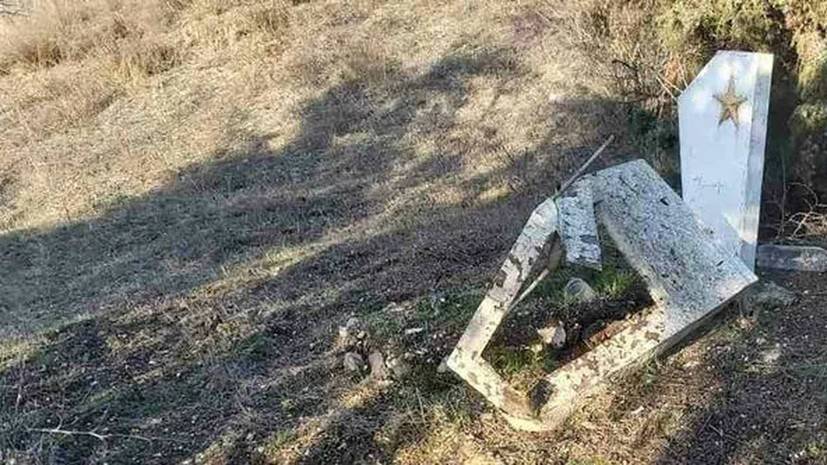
488;346;542;378
236;332;277;362
593;266;638;300
414;291;482;329
361;309;405;341
626;106;679;187
528;262;641;308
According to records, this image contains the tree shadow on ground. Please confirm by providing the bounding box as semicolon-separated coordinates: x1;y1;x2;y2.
0;44;624;464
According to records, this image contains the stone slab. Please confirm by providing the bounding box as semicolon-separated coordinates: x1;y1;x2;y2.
556;178;602;270
679;51;773;270
537;160;757;427
447;159;758;432
447;197;559;417
756;244;827;272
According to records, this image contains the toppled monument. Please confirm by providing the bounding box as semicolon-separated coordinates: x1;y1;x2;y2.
446;160;758;431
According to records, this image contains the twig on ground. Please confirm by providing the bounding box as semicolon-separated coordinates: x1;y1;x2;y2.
27;427;156;443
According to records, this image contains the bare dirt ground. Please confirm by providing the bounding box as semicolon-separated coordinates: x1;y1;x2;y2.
0;1;825;464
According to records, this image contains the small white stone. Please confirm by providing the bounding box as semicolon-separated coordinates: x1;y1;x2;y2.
343;352;365;372
762;346;781;364
537;320;567;349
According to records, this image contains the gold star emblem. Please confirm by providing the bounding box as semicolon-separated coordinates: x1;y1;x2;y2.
713;77;747;127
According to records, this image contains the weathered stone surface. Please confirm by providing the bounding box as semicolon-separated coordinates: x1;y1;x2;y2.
535;160;757;428
590;160;758;336
563;277;597;303
556;178;601;270
679;51;774;270
446;197;558;417
756;244;827;272
447;159;758;432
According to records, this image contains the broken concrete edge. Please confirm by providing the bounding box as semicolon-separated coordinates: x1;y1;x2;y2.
447;197;559;423
756;243;827;272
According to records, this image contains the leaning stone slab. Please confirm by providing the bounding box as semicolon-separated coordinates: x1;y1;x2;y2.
536;160;757;428
756;244;827;272
447;159;757;432
556;178;601;270
447;196;559;418
679;51;774;270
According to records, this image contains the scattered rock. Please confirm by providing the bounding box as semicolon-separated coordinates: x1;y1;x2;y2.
741;280;798;316
337;317;364;349
387;357;412;379
564;277;597;303
437;356;450;373
368;351;389;380
537;319;566;349
762;345;782;364
343;352;365;372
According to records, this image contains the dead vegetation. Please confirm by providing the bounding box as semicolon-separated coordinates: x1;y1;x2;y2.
0;0;825;464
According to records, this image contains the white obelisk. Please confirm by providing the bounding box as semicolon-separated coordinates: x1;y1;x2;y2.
679;51;773;270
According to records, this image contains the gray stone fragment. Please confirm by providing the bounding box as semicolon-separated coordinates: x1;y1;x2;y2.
556;178;602;270
742;280;797;316
563;277;597;303
437;357;450;373
756;244;827;272
537;320;566;349
343;352;365;372
368;351;389;380
446;159;757;432
536;160;757;429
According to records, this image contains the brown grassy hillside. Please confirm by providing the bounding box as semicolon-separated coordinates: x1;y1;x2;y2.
1;1;825;464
